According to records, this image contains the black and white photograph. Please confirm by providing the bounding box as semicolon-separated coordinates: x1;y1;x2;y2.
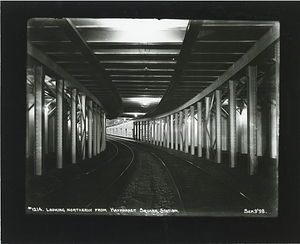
2;1;300;243
26;17;279;217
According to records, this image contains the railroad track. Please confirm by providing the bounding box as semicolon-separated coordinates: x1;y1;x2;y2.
109;135;266;217
108;135;186;216
28;140;135;210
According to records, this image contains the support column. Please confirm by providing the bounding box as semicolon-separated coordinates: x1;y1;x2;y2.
147;121;150;143
137;122;139;140
134;122;136;140
144;121;146;141
270;102;277;158
44;104;49;154
184;109;189;153
205;96;211;160
97;109;101;154
142;122;144;141
81;95;86;159
71;88;77;164
154;120;157;145
103;113;106;150
150;121;153;144
270;41;279;159
143;121;146;141
229;80;237;168
138;122;141;141
160;119;163;146
179;111;183;151
136;122;138;140
166;116;170;148
190;105;195;155
88;99;93;159
141;121;144;141
100;112;104;152
34;65;44;175
56;79;64;169
216;90;222;163
93;105;97;156
133;122;135;139
170;114;174;149
175;113;178;150
197;102;202;157
247;65;258;175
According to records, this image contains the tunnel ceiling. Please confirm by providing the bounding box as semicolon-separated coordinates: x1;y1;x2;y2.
27;18;277;119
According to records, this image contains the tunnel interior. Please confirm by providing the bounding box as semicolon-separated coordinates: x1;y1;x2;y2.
26;18;279;216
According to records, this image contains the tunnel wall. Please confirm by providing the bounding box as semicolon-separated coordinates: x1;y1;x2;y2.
105;108;269;157
107;120;134;138
26;63;107;176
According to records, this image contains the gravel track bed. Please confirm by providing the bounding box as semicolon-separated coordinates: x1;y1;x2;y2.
111;144;181;216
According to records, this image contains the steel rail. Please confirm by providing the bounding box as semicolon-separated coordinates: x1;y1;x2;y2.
85;139;135;208
108;135;186;215
111;135;265;211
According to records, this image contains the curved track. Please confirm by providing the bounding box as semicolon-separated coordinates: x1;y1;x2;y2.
109;135;264;216
109;135;186;216
29;140;135;209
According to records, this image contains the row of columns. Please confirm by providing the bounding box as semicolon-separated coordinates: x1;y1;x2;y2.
33;65;106;176
132;64;268;175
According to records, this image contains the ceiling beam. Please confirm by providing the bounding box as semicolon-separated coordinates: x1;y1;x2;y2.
27;40;105;111
141;23;279;121
55;18;123;116
154;20;204;105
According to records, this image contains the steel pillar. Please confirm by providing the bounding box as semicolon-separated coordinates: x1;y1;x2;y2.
170;114;174;149
143;122;145;141
229;80;237;168
71;88;77;164
166;117;170;148
270;41;279;159
97;109;101;154
190;105;195;155
144;121;147;141
135;122;138;140
140;121;143;141
100;112;104;152
175;113;178;150
144;121;146;141
103;113;106;150
247;65;258;175
34;65;45;175
81;95;86;159
205;96;211;160
179;111;183;151
155;120;158;145
216;90;222;163
93;105;97;156
134;122;136;140
133;122;136;139
150;121;153;144
133;122;135;139
141;121;144;141
197;102;202;157
139;122;142;140
44;104;49;154
160;119;163;146
137;122;139;140
56;79;64;169
147;120;150;143
88;100;93;158
184;109;189;153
